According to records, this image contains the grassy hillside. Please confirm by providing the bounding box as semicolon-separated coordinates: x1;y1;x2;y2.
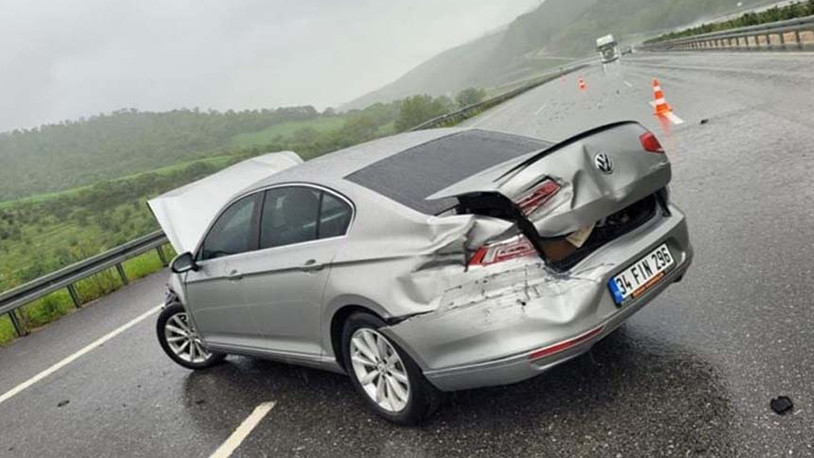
230;116;347;147
0;106;320;202
344;0;770;108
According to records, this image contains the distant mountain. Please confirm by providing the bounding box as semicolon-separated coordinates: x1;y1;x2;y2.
344;0;767;108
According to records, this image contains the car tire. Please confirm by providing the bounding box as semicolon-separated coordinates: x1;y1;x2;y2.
342;312;442;425
157;303;225;370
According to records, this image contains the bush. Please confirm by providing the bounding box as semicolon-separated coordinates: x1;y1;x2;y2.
455;87;487;108
395;95;454;132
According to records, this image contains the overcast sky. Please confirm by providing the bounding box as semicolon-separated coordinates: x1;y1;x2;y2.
0;0;539;132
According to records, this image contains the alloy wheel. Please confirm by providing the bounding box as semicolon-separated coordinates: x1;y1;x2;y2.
163;312;212;364
349;328;411;412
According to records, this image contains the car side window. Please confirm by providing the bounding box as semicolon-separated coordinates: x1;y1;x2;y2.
319;192;352;238
199;194;260;261
260;187;320;249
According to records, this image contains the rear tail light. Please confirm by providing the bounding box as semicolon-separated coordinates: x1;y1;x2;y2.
469;235;537;267
639;131;664;153
516;179;561;216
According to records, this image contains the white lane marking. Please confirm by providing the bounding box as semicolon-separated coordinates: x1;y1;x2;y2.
534;104;546;116
0;304;163;407
623;80;633;88
210;402;276;458
664;112;685;125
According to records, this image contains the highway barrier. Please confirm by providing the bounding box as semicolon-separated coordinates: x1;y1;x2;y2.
0;231;169;337
409;62;589;131
1;60;593;339
640;15;814;52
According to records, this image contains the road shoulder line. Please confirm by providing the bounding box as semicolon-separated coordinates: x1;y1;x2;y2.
0;303;162;407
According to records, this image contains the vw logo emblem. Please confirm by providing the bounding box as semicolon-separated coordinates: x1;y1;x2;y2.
595;153;613;174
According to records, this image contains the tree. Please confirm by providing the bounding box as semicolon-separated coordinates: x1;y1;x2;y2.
395;95;453;132
340;113;379;143
455;87;487;108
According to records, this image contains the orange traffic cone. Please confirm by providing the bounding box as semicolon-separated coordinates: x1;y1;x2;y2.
652;78;672;115
578;76;587;91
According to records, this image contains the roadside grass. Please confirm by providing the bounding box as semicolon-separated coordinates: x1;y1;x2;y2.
0;316;13;345
230;116;346;147
0;246;175;346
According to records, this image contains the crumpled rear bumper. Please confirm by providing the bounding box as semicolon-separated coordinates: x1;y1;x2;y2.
381;204;692;392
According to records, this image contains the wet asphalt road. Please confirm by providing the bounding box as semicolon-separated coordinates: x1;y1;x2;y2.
1;51;814;457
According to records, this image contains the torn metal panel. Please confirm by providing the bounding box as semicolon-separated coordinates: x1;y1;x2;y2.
427;121;671;237
381;204;691;379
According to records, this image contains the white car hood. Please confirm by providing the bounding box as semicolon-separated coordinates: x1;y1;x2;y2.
148;151;303;254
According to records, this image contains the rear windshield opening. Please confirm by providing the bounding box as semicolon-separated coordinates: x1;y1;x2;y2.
344;130;550;215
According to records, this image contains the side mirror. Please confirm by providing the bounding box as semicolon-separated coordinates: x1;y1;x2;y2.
170;252;199;274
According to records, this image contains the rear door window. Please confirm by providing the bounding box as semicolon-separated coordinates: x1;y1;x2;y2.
260;187;321;249
259;186;352;249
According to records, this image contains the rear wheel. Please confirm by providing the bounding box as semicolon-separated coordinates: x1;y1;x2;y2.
157;303;225;370
342;312;441;425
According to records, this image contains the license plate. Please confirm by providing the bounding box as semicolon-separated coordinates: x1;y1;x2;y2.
609;243;674;306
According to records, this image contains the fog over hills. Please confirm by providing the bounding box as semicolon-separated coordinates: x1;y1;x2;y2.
344;0;768;108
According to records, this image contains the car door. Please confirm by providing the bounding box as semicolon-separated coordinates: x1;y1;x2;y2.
183;192;264;348
236;185;353;358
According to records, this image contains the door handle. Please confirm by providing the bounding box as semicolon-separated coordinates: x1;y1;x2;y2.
300;259;325;272
227;269;243;281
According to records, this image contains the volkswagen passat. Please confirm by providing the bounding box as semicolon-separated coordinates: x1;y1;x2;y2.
150;122;692;425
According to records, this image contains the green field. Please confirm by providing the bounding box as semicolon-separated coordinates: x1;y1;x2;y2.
230;116;347;147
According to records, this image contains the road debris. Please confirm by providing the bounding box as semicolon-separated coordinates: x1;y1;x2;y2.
57;400;70;408
770;396;793;415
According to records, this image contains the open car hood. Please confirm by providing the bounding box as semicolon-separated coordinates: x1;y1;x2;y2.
148;151;303;254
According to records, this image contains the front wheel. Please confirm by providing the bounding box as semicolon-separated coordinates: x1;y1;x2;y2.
342;312;441;425
157;303;225;370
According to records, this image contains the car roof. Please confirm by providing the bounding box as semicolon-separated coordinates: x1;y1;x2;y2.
244;127;551;214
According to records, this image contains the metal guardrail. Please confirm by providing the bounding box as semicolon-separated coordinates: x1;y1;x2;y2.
640;15;814;52
0;231;169;337
0;59;596;340
410;62;590;131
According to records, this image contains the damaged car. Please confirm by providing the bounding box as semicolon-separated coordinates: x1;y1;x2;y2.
149;122;692;425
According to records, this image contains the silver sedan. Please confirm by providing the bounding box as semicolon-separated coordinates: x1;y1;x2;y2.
150;122;692;425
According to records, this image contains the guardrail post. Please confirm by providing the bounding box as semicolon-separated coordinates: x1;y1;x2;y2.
779;32;786;50
156;245;168;267
8;310;27;337
115;263;129;285
67;283;81;308
766;34;772;50
795;30;802;49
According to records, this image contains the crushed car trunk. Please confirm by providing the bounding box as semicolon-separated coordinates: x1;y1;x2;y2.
427;121;671;268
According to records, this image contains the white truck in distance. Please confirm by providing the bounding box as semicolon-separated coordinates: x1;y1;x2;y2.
596;34;620;63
